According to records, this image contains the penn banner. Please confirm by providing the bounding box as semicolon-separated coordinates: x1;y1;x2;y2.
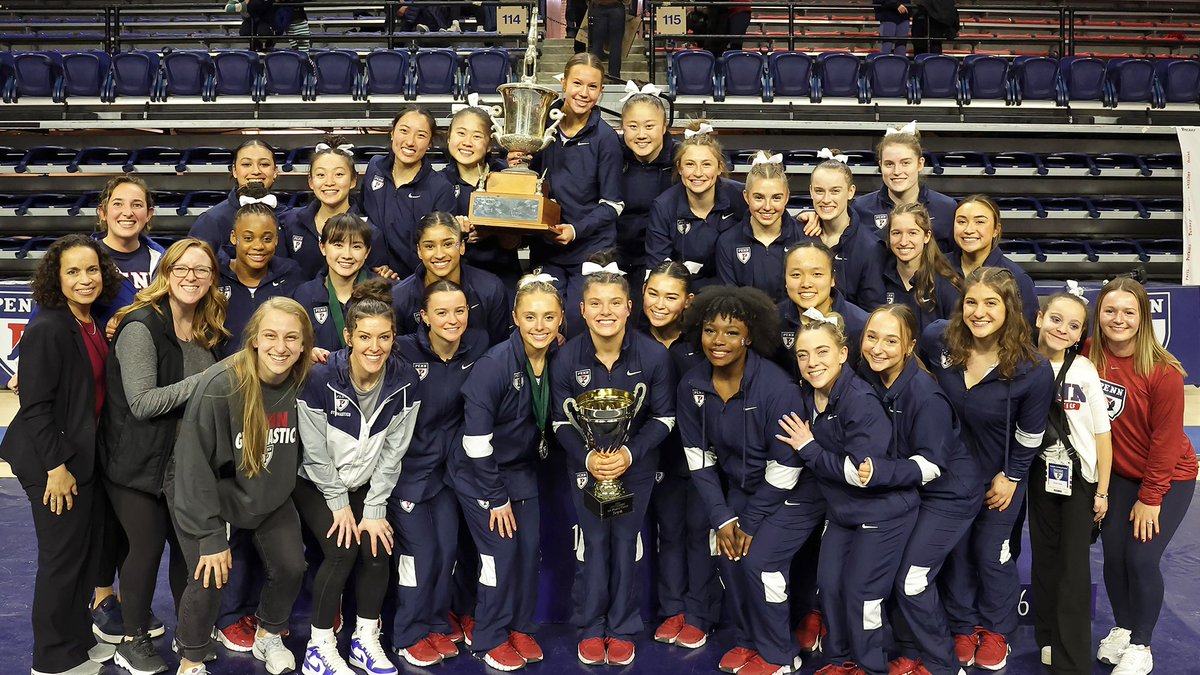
1177;126;1200;285
0;280;33;383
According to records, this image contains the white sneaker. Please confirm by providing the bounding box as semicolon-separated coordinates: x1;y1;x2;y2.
1098;626;1133;665
302;635;353;675
176;666;207;675
349;628;399;675
1041;645;1052;666
253;632;297;675
1112;644;1153;675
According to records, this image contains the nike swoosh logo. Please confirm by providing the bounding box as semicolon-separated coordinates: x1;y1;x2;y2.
862;524;878;530
271;279;284;286
784;500;804;506
744;406;757;411
408;192;421;198
577;142;590;146
461;362;474;370
470;304;480;309
626;370;642;376
721;213;733;220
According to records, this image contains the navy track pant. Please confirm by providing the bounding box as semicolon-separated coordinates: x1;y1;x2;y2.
389;485;459;648
652;471;721;630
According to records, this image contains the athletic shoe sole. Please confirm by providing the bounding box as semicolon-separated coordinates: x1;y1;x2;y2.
113;651;167;675
395;649;441;668
216;633;255;653
676;634;707;649
483;654;526;671
93;625;125;644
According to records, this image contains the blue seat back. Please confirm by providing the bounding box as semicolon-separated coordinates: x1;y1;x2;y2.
670;50;716;96
1059;56;1106;103
213;50;259;97
365;49;409;95
312;50;359;95
263;50;310;96
768;52;812;98
963;55;1009;101
915;53;958;99
163;50;212;97
60;51;110;98
817;52;861;98
721;50;765;97
1108;58;1155;103
413;48;458;96
865;53;910;99
1012;55;1057;101
1156;59;1200;103
111;51;159;98
463;48;511;94
14;51;60;98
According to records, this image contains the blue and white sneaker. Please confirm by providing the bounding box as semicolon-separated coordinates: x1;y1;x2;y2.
302;635;353;675
91;596;167;643
349;630;399;675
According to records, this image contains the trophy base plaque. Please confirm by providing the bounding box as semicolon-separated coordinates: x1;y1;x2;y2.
584;480;635;519
468;170;560;231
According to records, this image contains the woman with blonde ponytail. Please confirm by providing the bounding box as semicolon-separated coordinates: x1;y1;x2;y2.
171;297;314;675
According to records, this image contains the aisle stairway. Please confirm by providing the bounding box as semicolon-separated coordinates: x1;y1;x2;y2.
536;36;651;84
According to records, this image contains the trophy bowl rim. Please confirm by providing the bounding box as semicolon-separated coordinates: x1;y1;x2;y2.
573;388;638;413
497;82;562;98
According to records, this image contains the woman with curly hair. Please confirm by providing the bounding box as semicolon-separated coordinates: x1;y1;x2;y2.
919;267;1054;671
1;234;124;675
677;286;822;675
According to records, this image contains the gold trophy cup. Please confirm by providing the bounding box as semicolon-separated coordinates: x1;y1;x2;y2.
563;384;647;519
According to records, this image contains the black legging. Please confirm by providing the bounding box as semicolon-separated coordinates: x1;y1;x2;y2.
293;477;391;629
105;478;188;635
1102;474;1195;647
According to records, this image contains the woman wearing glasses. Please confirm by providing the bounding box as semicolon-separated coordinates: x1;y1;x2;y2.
100;238;230;674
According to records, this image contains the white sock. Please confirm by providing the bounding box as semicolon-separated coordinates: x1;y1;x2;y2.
355;616;379;636
311;626;335;644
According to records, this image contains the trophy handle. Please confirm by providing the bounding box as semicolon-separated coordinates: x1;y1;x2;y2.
632;382;648;420
563;397;585;437
539;108;564;152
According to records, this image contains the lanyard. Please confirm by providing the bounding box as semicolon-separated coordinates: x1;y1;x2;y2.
526;360;550;433
325;272;366;348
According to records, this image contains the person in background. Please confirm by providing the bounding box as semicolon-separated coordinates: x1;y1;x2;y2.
102;238;229;675
1089;277;1196;675
0;234;124;675
587;0;626;79
874;0;910;55
910;0;960;55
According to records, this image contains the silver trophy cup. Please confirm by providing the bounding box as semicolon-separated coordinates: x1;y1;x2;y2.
563;384;647;519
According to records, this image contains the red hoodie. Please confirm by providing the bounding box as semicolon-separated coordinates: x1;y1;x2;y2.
1091;347;1197;506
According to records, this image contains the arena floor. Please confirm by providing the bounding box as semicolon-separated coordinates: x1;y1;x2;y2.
1;390;1198;674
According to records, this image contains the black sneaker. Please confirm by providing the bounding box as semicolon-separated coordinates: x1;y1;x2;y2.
93;596;167;642
114;632;167;675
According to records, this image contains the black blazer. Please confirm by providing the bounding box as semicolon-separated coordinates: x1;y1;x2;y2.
0;307;100;489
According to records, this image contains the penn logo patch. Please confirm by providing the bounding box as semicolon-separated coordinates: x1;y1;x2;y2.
939;348;952;370
676;219;691;235
781;331;796;350
219;286;232;299
292;235;304;252
736;246;751;264
512;372;523;391
371;175;385;191
314;305;329;325
1148;291;1170;346
334;393;350;412
874;213;889;229
575;369;591;387
692;389;705;407
1100;379;1127;419
414;362;429;380
886;292;895;304
576;472;588;489
655;471;664;484
400;500;415;513
477;499;490;510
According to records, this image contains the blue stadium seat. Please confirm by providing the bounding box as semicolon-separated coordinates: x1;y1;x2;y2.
1057;56;1106;106
1094;197;1150;219
784;149;821;168
126;146;185;172
1039;239;1098;262
287;191;311;208
1105;58;1156;107
718;50;767;101
1092;153;1151;177
933;151;992;175
352;145;389;164
961;55;1009;104
462;47;511;95
768;52;812;100
814;52;862;102
668;50;716;98
282;146;312;172
989;152;1043;174
1041;197;1099;218
788;195;815;211
0;146;23;167
1141;238;1183;256
15;145;78;173
58;50;110;102
70;147;130;173
1091;240;1149;263
12;51;61;101
16;192;85;216
162;50;214;100
411;48;459;98
839;150;876;168
1143;152;1182;174
912;54;959;103
364;49;409;98
862;54;911;103
262;50;313;100
1154;59;1200;104
1002;239;1045;262
1142;198;1182;213
150;190;185;212
0;52;14;103
1041;152;1099;176
311;49;361;99
179;147;234;173
180;190;229;215
212;50;261;100
994;196;1046;218
108;50;161;102
1010;56;1058;104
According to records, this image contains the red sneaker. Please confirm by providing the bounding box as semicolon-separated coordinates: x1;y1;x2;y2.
460;615;476;647
446;612;464;643
216;615;257;653
397;636;443;667
815;664;866;675
605;638;636;666
739;653;801;675
889;656;920;675
508;631;543;663
974;629;1010;670
794;610;827;653
719;646;758;673
953;630;980;667
654;614;686;643
676;622;707;649
483;641;526;671
578;637;606;666
428;633;459;658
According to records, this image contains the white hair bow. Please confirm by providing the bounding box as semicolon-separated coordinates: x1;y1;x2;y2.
884;120;918;136
451;92;484;114
619;80;663;102
552;73;564;82
1065;279;1089;303
314;142;355;155
751;152;783;166
238;194;278;208
581;261;626;276
817;147;849;164
684;123;715;138
519;273;558;288
802;307;839;326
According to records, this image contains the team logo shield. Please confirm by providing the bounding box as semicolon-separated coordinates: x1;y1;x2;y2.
219;286;231;299
400;500;415;513
736;247;751;264
693;389;705;407
414;363;429;380
1147;291;1170;346
575;369;591;387
874;213;889;229
371;175;384;191
334;394;350;412
677;219;691;235
292;235;303;252
576;472;588;489
655;471;664;484
1101;379;1127;419
314;306;328;325
886;292;895;304
781;331;795;350
512;372;523;391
